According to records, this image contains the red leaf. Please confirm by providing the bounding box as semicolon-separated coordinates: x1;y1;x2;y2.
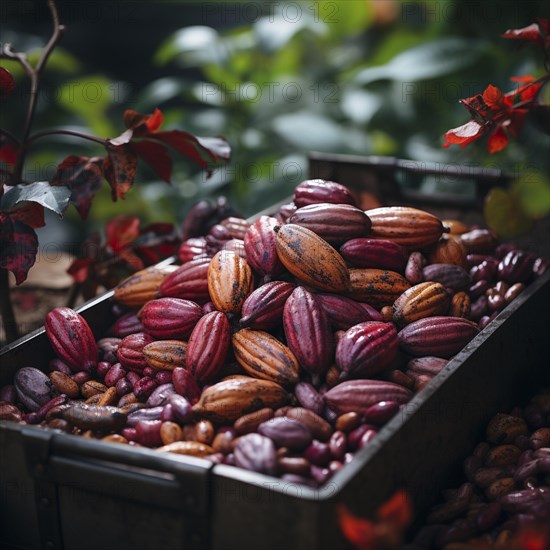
153;130;230;175
0;67;15;99
134;242;177;265
510;75;536;84
139;222;174;236
124;108;163;134
376;491;412;529
0;214;38;284
119;247;144;271
482;84;504;110
337;504;375;550
105;215;140;253
6;202;45;229
51;155;104;219
67;257;93;284
103;144;138;200
145;108;163;132
131;140;173;183
443;120;485;148
508;108;528;136
0;142;18;167
459;93;490;120
501;22;543;45
0;139;18;184
488;125;509;153
505;77;544;105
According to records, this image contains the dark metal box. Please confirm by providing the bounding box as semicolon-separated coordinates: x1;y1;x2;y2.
1;154;548;550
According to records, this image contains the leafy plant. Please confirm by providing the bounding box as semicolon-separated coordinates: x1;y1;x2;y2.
442;18;550;238
338;490;412;550
0;0;231;343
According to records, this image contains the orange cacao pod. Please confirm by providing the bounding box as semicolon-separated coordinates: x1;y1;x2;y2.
348;268;411;308
365;206;445;250
207;251;254;314
427;237;467;267
232;329;300;385
143;340;188;371
274;224;349;293
192;377;289;423
392;282;450;327
113;266;176;307
450;291;471;318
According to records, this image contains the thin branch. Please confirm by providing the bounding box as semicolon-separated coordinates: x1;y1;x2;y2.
0;128;21;147
12;0;65;183
0;268;19;343
0;44;34;78
35;0;65;77
27;129;108;147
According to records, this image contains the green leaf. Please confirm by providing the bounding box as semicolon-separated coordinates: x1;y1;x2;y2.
27;47;80;73
254;11;327;53
154;26;222;66
318;0;372;40
352;38;484;84
1;181;71;217
512;171;550;219
56;75;115;137
484;187;532;239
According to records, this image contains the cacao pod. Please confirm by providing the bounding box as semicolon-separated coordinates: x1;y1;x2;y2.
283;287;334;379
117;333;155;373
45;307;97;373
243;216;284;276
240;281;295;330
113;266;176;307
324;380;412;415
143;340;188;371
207;250;254;313
138;298;203;340
392;282;450;327
288;203;371;245
159;258;211;303
340;238;407;272
365;206;445;249
398;316;479;358
274;224;350;293
316;293;383;330
186;311;231;383
232;329;300;385
336;321;398;379
293;179;357;208
192;377;288;423
348;268;411;308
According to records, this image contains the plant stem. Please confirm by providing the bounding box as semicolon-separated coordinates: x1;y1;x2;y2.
26;129;107;147
12;0;65;184
0;268;19;343
66;282;82;309
0;128;21;147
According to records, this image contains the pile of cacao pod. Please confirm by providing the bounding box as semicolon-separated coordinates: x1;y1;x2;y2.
406;390;550;549
0;179;548;488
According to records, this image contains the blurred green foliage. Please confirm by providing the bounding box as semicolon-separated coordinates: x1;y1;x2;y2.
2;0;549;241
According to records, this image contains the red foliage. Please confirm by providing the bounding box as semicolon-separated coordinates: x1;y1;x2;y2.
0;214;38;284
51;156;104;219
444;19;550;153
443;77;547;153
66;215;177;297
338;490;412;550
501;18;550;50
0;67;15;99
